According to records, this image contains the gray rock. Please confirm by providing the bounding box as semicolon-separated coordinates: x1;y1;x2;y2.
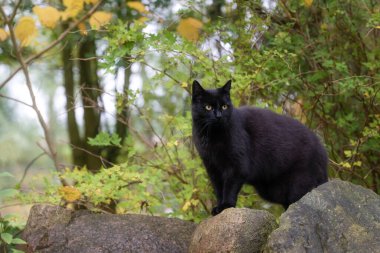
265;179;380;253
189;208;278;253
22;204;197;253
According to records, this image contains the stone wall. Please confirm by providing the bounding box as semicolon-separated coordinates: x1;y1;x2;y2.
22;179;380;253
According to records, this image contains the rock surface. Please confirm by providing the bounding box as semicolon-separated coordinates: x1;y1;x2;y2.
22;180;380;253
189;208;278;253
22;205;197;253
265;179;380;253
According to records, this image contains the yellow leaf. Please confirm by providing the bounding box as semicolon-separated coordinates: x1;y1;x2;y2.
182;200;191;211
344;150;352;158
376;26;380;29
78;22;88;35
320;23;327;31
0;28;8;42
304;0;313;7
136;16;149;24
61;0;84;20
33;6;60;29
85;0;99;4
58;186;81;202
190;199;199;206
177;18;203;42
66;203;75;210
63;0;83;9
127;1;148;14
116;206;126;214
181;82;188;88
341;162;351;169
89;11;113;29
14;16;37;47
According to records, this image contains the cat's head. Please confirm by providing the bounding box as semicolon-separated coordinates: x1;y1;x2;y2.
191;80;233;125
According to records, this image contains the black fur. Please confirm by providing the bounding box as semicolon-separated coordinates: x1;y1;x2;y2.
191;80;328;215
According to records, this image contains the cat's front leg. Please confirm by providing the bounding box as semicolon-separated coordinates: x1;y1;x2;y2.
206;170;224;215
212;176;244;215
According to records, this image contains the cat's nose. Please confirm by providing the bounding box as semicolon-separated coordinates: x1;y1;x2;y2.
215;111;222;119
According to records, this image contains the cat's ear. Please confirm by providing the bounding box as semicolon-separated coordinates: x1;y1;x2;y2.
222;80;232;93
192;80;205;97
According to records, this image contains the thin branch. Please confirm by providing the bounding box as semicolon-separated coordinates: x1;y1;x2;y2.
135;105;175;163
140;62;180;83
0;0;104;90
18;152;46;187
0;93;33;108
9;0;22;22
69;56;100;61
68;143;116;168
140;61;191;94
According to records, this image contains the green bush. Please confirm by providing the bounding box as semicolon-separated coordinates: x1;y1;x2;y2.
0;214;26;253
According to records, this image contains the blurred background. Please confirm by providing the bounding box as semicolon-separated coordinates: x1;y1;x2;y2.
0;0;379;232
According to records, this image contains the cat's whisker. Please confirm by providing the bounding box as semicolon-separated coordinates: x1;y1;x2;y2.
198;120;211;135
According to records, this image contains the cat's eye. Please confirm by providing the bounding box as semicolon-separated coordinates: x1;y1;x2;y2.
205;105;212;111
222;104;228;110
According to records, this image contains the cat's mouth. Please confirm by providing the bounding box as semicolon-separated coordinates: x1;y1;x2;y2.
210;118;229;127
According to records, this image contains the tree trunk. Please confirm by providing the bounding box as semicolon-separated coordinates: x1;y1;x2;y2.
62;27;86;167
78;36;102;172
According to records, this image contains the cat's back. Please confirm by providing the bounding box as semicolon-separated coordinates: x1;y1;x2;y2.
235;106;323;150
236;106;309;133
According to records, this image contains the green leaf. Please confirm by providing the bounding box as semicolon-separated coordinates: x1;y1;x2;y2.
11;249;26;253
0;172;14;178
1;232;13;244
11;237;27;244
110;133;122;147
88;132;121;147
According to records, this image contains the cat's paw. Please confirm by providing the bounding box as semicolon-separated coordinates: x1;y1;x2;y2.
211;203;235;216
211;206;220;216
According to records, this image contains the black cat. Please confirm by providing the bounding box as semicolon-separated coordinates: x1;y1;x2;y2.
191;80;328;215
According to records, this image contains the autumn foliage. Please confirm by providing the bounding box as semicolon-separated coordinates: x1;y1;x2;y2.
1;0;201;47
